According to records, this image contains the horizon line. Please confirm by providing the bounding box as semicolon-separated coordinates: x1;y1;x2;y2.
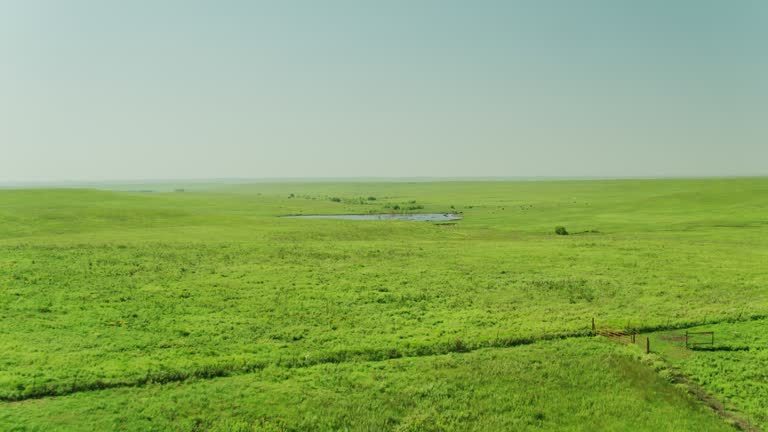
2;174;767;187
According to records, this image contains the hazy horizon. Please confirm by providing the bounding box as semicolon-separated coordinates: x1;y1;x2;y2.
3;174;767;188
3;1;767;182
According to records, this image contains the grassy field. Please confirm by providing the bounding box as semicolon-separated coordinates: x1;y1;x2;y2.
0;339;732;432
647;317;768;429
1;178;767;430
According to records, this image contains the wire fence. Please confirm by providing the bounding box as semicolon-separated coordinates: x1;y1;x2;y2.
591;317;715;354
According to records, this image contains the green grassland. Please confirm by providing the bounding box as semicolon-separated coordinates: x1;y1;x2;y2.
0;339;732;432
1;178;767;430
647;317;768;428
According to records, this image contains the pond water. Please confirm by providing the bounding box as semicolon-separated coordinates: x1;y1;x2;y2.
282;213;462;222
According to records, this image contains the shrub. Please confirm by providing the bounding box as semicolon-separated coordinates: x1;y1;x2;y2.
367;196;376;201
329;197;341;202
555;226;569;235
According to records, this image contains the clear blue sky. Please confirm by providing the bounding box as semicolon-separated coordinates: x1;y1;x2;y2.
1;1;766;181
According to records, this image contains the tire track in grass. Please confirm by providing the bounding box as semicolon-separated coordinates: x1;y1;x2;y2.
644;354;761;432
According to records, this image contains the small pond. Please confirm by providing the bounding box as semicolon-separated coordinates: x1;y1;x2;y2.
282;213;462;222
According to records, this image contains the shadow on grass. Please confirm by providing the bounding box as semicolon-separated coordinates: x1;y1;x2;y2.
688;345;750;352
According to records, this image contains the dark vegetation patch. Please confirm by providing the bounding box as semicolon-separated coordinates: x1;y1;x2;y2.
688;345;750;352
572;229;601;235
383;201;424;211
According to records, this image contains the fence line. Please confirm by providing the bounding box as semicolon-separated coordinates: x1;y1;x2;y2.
591;317;716;354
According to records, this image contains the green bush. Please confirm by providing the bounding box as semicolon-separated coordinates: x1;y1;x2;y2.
555;226;569;235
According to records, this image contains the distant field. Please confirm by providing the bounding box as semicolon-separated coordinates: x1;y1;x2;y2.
1;178;766;430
